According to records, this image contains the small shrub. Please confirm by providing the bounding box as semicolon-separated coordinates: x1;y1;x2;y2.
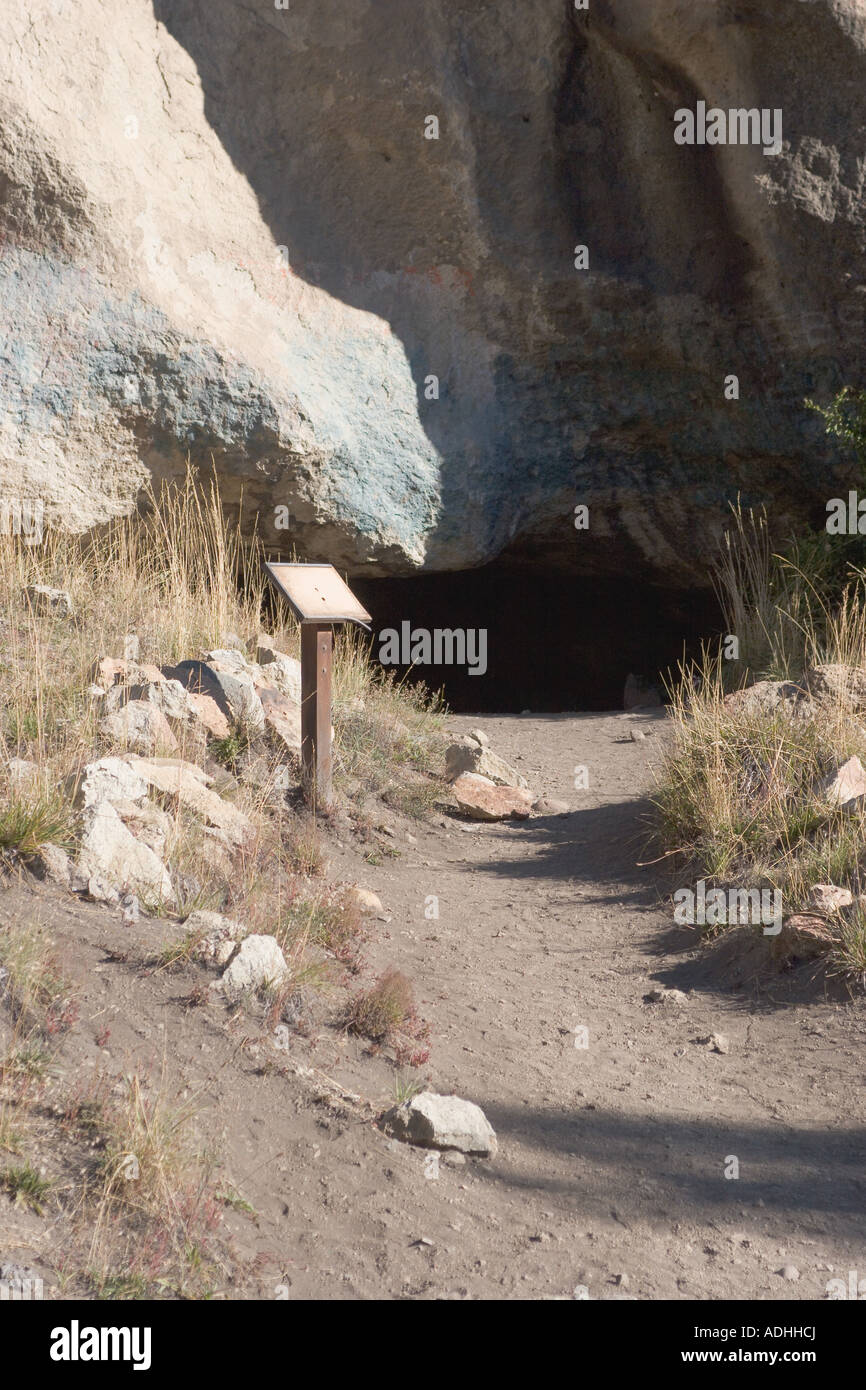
284;824;326;878
0;918;77;1036
1;1160;53;1213
346;968;414;1041
345;968;430;1064
276;886;365;967
0;788;73;858
210;732;249;770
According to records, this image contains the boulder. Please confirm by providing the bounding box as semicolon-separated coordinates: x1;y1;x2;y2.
2;0;866;598
6;757;39;789
723;681;816;721
445;736;529;789
31;843;71;888
185;909;246;966
384;1093;497;1156
218;934;288;997
805;664;866;712
774;914;837;960
452;772;534;821
127;756;254;845
347;887;383;916
23;585;72;617
71;757;149;809
820;756;866;809
77;800;173;903
99;700;179;755
808;883;854;914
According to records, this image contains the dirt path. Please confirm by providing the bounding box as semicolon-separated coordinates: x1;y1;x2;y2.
5;708;866;1300
313;708;866;1300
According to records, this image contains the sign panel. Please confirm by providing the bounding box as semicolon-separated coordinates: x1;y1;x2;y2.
264;562;371;627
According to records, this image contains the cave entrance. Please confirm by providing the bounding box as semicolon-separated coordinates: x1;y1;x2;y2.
349;561;722;713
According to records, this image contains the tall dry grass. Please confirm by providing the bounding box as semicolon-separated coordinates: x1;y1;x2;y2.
0;462;447;860
655;499;866;980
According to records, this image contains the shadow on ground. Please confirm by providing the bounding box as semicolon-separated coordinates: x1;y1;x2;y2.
476;1100;866;1231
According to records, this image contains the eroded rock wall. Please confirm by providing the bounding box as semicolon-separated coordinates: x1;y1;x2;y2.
1;0;865;581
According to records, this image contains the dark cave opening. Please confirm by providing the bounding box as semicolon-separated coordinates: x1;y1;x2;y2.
348;562;723;713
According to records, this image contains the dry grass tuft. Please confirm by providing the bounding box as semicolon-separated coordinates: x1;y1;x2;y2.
655;416;866;985
345;967;431;1065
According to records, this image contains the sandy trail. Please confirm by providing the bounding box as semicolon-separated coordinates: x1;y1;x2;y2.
5;708;866;1300
316;708;866;1300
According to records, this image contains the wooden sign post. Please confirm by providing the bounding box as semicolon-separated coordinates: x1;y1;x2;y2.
300;622;333;806
264;563;371;810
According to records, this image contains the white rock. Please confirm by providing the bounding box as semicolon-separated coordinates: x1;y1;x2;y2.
445;738;529;789
99;700;179;755
6;757;39;788
468;728;489;746
218;934;288;996
77;800;173;903
185;910;246;965
385;1092;498;1156
32;843;71;887
808;883;853;913
347;886;384;916
821;755;866;808
24;584;73;616
128;757;253;845
71;757;149;809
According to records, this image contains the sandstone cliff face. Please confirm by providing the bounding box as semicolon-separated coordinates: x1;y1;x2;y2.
1;0;865;581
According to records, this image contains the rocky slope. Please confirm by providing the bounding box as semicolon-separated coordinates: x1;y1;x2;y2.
2;0;865;581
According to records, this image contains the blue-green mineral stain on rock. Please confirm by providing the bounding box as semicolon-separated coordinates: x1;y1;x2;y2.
0;247;442;571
